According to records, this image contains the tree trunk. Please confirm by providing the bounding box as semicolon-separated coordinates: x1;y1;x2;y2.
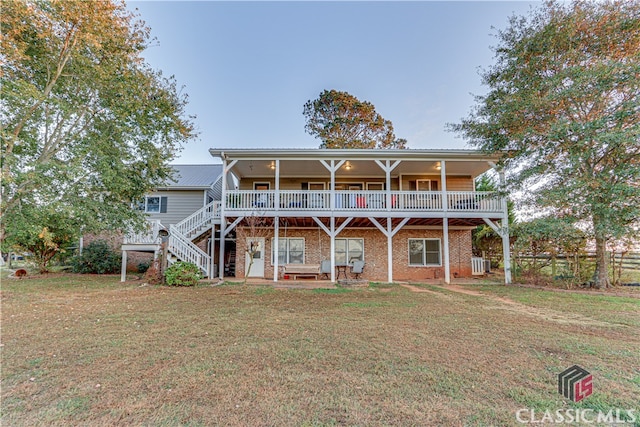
592;234;611;289
243;250;254;285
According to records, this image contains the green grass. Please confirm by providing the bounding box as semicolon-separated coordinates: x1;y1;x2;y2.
2;274;639;426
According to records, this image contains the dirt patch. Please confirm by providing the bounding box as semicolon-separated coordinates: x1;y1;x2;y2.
422;284;628;328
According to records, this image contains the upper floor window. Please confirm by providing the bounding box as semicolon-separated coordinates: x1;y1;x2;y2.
408;238;441;266
140;196;167;213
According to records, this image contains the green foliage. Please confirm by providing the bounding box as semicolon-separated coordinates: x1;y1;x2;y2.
1;0;196;247
71;240;121;274
512;217;587;282
137;261;150;274
472;173;516;265
164;261;202;287
2;203;80;273
450;1;640;288
303;89;407;149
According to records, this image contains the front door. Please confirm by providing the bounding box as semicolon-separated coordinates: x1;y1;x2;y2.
245;237;265;277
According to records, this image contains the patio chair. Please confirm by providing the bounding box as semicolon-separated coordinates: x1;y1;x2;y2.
320;260;331;279
351;260;365;279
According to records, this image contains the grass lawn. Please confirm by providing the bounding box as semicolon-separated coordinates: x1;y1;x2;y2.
2;275;639;426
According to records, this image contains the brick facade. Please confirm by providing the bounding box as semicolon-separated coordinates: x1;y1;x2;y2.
235;225;474;282
84;232;154;273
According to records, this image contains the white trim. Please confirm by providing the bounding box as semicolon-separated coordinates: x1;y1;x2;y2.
366;182;385;191
253;181;271;190
333;181;365;190
416;179;433;192
308;182;326;190
334;237;365;265
144;196;161;213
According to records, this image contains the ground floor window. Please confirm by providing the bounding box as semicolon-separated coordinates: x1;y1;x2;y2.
335;238;364;265
408;238;441;266
272;238;304;265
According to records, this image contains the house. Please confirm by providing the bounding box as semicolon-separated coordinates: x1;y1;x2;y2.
123;149;512;284
120;164;225;279
210;148;512;284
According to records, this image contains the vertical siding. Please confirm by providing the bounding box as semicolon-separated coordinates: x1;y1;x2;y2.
146;190;205;226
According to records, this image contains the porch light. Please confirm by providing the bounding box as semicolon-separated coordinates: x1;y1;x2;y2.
435;162;441;170
270;162;276;170
345;161;352;170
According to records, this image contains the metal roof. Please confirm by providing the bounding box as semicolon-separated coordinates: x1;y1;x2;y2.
161;164;222;189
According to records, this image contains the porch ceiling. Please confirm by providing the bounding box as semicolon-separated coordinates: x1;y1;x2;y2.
211;149;501;180
229;159;492;180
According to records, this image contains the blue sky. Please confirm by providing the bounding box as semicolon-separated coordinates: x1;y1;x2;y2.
128;1;539;164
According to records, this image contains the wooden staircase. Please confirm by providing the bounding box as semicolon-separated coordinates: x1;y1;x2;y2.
166;201;220;277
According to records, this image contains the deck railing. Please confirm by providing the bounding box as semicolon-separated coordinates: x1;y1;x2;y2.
225;190;502;213
123;219;162;244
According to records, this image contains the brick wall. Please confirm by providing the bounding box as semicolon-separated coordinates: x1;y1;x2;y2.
83;231;154;273
234;225;474;282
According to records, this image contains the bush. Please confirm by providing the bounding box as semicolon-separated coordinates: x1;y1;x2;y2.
164;261;202;286
137;261;150;274
71;240;121;274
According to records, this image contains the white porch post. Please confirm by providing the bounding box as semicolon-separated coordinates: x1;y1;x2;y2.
218;158;228;279
387;218;393;282
274;159;280;212
273;217;279;282
442;219;450;284
330;216;335;282
440;161;451;284
369;217;409;284
120;250;128;282
500;170;512;284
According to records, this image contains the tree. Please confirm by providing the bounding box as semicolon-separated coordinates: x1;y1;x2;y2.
449;0;640;288
303;89;407;149
3;203;81;273
235;215;272;284
1;1;195;257
472;173;516;267
512;217;586;283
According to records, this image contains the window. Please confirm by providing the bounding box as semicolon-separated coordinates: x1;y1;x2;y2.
408;238;441;266
272;238;304;265
142;196;167;213
335;238;364;265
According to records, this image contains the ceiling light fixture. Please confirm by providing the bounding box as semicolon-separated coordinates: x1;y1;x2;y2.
270;162;276;170
345;161;352;170
435;162;441;170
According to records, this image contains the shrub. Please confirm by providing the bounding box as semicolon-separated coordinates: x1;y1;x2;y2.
164;261;202;286
137;261;150;274
71;240;121;274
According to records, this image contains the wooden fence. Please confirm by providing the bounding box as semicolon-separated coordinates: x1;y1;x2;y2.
517;252;639;271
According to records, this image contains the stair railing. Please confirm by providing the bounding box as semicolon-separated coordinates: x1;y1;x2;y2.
168;225;211;276
174;201;221;237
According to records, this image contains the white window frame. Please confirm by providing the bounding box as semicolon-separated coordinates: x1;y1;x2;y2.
334;238;364;265
308;182;326;190
408;238;442;267
416;179;433;191
145;196;161;213
366;182;385;191
272;237;305;265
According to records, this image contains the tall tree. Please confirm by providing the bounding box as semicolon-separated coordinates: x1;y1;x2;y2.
449;0;640;288
303;89;407;149
1;1;195;256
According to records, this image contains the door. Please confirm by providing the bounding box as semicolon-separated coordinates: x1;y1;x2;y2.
245;237;265;277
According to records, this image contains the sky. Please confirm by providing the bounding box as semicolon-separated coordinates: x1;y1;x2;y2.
128;1;539;164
